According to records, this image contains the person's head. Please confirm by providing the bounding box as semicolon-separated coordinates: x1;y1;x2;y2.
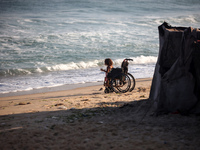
105;58;113;66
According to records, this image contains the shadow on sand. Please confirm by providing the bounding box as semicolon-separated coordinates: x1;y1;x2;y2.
0;99;200;150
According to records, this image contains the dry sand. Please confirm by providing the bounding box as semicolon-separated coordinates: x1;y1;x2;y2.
0;78;200;150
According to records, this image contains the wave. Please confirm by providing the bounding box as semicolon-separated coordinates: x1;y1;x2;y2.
114;55;157;66
48;60;102;71
153;14;200;28
0;55;157;77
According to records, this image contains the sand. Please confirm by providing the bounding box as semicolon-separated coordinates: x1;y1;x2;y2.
0;78;200;150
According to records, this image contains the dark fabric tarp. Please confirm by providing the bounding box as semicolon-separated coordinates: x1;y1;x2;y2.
149;22;200;115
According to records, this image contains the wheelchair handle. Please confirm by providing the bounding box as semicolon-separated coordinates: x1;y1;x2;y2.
124;58;133;61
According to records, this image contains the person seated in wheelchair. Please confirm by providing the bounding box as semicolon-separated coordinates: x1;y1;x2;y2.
100;58;113;86
106;58;130;80
101;58;125;93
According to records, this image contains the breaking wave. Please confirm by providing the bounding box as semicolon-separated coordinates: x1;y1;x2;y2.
0;55;157;77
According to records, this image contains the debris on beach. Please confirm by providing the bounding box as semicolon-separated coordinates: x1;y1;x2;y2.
18;102;31;105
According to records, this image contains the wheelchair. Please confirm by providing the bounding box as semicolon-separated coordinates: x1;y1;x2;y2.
104;59;136;93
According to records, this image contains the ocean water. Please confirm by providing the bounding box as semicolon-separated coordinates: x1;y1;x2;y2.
0;0;200;94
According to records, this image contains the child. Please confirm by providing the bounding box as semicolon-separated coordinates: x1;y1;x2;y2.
100;58;113;74
100;58;113;92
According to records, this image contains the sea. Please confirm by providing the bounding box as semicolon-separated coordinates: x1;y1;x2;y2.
0;0;200;95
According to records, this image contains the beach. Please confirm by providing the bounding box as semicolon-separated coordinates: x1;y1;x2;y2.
0;78;200;150
1;0;200;149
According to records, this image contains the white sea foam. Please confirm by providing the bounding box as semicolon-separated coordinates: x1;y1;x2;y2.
24;19;33;23
45;56;157;72
49;60;102;71
114;55;157;66
153;14;200;28
17;69;32;75
0;56;157;77
131;55;157;65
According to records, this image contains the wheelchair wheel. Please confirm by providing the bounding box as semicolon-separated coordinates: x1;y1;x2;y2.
110;74;131;93
127;73;136;92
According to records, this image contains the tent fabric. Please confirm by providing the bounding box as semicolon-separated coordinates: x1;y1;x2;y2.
149;22;200;115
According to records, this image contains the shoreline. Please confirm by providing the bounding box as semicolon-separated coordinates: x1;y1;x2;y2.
0;81;103;98
0;78;151;98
